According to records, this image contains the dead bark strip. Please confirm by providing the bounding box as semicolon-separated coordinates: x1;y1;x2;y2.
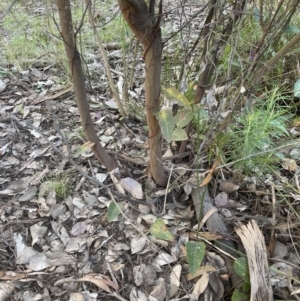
235;220;273;301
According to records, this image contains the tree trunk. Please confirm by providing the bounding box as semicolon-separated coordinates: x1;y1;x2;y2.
118;0;168;186
56;0;117;171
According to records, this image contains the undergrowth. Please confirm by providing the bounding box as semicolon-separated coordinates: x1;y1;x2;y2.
226;88;292;175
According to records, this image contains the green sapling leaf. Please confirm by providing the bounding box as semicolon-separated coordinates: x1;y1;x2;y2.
150;218;174;241
172;127;188;141
157;108;174;143
186;241;206;276
231;289;249;301
174;108;193;128
108;201;123;222
162;86;190;107
234;257;250;283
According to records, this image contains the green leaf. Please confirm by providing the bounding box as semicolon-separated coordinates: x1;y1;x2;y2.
156;108;174;143
231;289;249;301
294;79;300;97
108;201;123;222
174;108;193;128
234;257;250;283
162;86;190;107
242;282;251;293
186;241;206;276
0;70;8;77
172;127;188;141
193;108;209;131
284;24;300;34
215;132;231;149
150;218;174;241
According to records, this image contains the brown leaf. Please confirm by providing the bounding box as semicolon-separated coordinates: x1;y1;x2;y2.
78;274;118;293
219;181;239;193
185;266;216;281
200;158;221;187
189;272;209;300
189;231;224;241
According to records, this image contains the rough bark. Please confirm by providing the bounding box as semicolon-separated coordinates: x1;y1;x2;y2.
118;0;168;186
56;0;117;171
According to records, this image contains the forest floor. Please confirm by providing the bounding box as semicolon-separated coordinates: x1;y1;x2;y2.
0;1;300;301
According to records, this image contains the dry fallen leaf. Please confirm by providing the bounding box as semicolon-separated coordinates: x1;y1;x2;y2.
129;288;148;301
0;281;14;300
120;177;143;199
214;192;228;207
219;180;239;193
150;278;166;301
189;272;209;301
54;274;118;294
169;264;182;297
185;265;216;281
282;158;298;171
131;236;146;254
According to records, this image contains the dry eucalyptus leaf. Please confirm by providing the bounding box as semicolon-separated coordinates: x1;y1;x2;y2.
28;252;51;271
184;183;192;195
153;252;176;267
0;281;14;300
51;221;70;245
70;221;89;236
105;99;118;109
19;186;37;202
131;236;146;254
150;278;166;301
272;241;288;259
65;237;87;253
169;264;182;297
207;252;226;273
114;243;130;251
282;158;298;171
214;192;228;207
120;177;143;199
209;271;224;298
69;292;84;301
185;265;216;281
270;262;293;288
189;272;209;301
110;169;125;195
30;223;47;246
129;288;148;301
77;274;118;293
141;214;157;225
95;173;107;183
133;269;143;286
218;181;239;193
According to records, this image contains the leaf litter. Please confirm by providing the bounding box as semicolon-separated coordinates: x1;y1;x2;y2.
0;0;300;301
